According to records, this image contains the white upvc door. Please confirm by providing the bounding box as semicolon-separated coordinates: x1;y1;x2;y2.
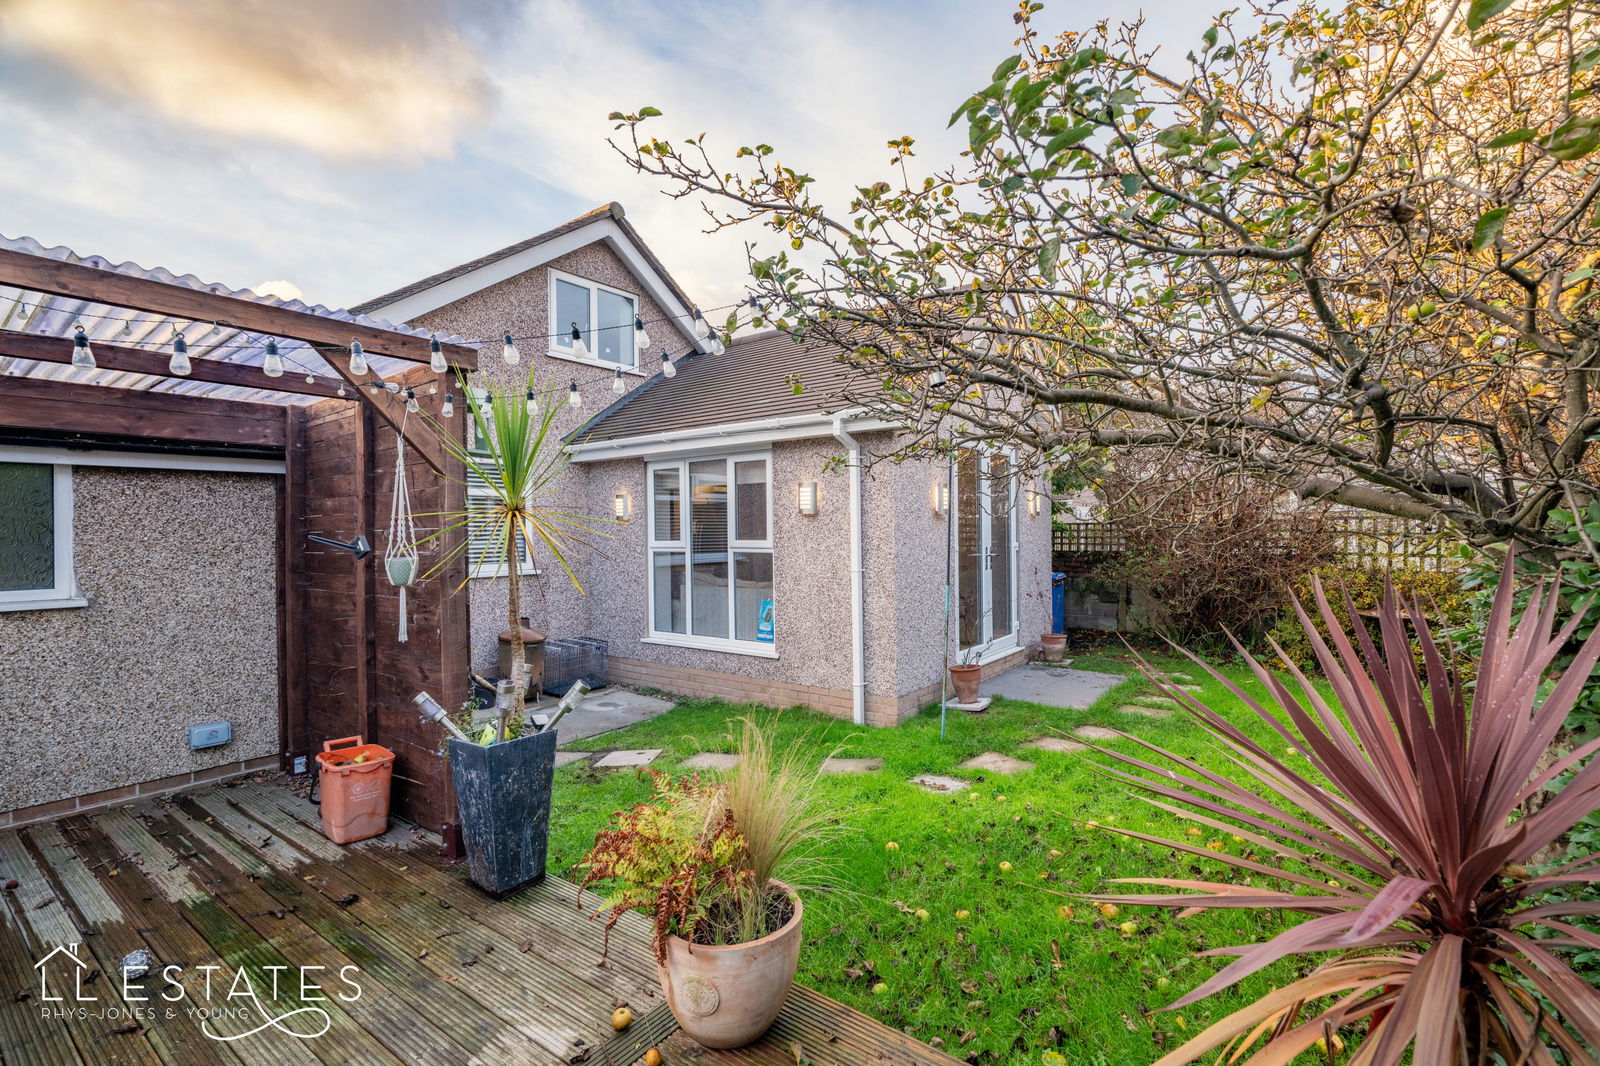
957;450;1019;656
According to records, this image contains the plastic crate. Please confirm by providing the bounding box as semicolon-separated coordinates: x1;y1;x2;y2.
543;637;608;692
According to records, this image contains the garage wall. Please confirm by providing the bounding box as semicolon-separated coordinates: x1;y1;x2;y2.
0;467;279;816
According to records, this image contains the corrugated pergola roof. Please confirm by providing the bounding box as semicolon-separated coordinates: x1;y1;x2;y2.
0;234;478;406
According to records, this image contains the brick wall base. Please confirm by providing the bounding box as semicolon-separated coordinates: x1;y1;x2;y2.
2;755;279;830
609;643;1036;729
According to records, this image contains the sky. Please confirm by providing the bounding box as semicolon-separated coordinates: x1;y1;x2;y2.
0;0;1224;323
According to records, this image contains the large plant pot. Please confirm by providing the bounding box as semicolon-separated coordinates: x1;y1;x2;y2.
1040;632;1068;663
448;730;556;895
948;664;982;703
657;881;802;1049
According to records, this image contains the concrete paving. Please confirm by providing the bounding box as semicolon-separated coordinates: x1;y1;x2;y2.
958;752;1036;774
911;774;970;793
681;752;740;771
1116;704;1173;718
544;688;675;743
1022;736;1087;753
820;757;884;775
1072;725;1123;741
594;748;664;769
979;664;1124;708
554;751;594;768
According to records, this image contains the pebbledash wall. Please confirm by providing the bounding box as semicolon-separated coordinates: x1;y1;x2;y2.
0;468;279;824
406;241;683;672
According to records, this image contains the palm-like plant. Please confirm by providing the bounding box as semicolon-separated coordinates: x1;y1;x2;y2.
1082;556;1600;1066
418;371;608;716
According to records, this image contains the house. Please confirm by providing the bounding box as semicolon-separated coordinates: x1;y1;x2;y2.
353;203;1053;727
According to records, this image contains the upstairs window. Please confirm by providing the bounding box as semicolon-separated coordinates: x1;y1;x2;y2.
550;269;637;368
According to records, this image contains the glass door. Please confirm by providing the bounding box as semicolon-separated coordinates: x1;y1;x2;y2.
956;450;1017;653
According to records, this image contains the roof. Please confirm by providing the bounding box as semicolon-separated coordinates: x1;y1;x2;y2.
350;202;699;325
571;329;864;445
0;233;473;406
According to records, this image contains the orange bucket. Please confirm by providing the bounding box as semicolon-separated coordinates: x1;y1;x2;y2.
314;736;395;844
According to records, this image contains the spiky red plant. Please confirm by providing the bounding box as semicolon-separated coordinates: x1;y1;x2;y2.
1086;556;1600;1066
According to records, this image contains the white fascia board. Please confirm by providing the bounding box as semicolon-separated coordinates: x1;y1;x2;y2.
0;445;284;475
566;411;898;462
360;219;700;347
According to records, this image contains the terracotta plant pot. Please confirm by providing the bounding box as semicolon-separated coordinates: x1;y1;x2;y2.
1039;632;1068;663
657;881;803;1049
948;663;982;703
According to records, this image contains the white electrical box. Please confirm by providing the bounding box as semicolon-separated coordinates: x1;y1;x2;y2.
188;721;231;750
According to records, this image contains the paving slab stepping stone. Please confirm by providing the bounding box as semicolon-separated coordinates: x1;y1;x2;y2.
554;751;594;768
1072;725;1124;741
911;774;971;793
958;751;1036;775
1117;704;1173;719
1177;684;1204;693
946;696;993;714
820;757;884;775
1135;696;1179;708
681;752;740;771
1022;736;1088;753
593;748;663;769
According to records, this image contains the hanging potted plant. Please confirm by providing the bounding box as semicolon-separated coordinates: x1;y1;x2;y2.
580;719;840;1049
416;370;607;895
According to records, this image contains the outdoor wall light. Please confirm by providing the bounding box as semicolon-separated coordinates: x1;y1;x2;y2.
932;481;949;517
613;491;632;522
1028;488;1044;518
798;481;819;516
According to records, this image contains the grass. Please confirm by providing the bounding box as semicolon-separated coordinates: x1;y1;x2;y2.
549;651;1329;1064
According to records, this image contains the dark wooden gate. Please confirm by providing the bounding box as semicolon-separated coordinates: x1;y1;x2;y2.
282;368;468;833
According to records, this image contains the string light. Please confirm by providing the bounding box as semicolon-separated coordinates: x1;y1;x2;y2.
610;366;624;394
570;323;590;360
661;349;677;379
747;295;763;311
263;339;285;378
929;368;947;386
634;315;650;351
502;332;520;365
304;372;316;384
337;383;348;398
405;388;420;414
71;325;95;369
429;337;447;373
349;339;368;376
567;380;582;409
691;307;712;340
442;391;455;418
707;334;726;357
525;388;538;415
169;333;191;376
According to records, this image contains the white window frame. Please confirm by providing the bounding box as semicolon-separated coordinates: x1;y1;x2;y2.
0;463;86;612
463;390;538;579
645;452;776;657
547;267;641;372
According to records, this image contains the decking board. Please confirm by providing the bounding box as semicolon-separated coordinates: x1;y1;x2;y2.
1;777;967;1066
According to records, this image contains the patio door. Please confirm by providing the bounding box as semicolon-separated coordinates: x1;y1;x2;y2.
956;450;1017;653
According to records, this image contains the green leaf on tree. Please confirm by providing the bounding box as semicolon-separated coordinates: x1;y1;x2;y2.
638;106;663;118
1038;236;1063;283
1471;207;1510;252
1466;0;1516;31
1541;116;1600;161
992;55;1023;82
1484;128;1536;148
1044;125;1095;155
1120;174;1144;197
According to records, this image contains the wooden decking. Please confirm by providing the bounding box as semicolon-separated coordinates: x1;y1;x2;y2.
0;777;961;1066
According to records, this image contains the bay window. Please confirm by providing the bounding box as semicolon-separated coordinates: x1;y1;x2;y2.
647;453;774;653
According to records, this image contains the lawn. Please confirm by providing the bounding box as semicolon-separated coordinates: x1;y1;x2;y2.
548;651;1328;1065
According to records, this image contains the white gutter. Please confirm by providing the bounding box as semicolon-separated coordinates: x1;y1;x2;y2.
831;414;866;726
566;410;898;462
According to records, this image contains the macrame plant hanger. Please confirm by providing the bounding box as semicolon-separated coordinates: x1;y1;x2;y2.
384;409;420;643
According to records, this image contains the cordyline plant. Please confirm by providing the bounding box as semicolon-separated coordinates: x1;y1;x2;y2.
1078;555;1600;1066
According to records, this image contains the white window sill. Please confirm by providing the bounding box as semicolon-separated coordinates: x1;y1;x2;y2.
642;635;779;659
546;348;646;375
0;595;89;613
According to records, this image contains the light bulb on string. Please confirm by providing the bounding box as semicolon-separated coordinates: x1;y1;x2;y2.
612;366;625;394
748;295;763;311
169;333;191;376
571;323;590;360
691;307;712;340
661;349;677;379
349;339;368;376
634;315;650;351
264;339;285;378
305;373;315;385
929;368;947;386
429;336;447;374
337;383;347;398
526;389;538;415
502;332;520;365
405;388;420;414
71;325;95;369
442;391;455;418
708;334;726;357
567;380;582;409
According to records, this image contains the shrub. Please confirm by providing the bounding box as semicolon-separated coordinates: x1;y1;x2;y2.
1077;555;1600;1065
1266;565;1473;670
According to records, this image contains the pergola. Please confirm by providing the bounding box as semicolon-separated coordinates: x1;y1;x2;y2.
0;235;480;837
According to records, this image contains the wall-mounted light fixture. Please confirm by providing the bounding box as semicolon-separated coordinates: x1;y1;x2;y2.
1028;488;1044;518
613;491;632;522
932;481;949;517
798;481;819;516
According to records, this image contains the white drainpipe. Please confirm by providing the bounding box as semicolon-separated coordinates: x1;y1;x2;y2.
831;415;866;726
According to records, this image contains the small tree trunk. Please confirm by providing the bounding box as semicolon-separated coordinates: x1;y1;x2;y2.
506;528;526;718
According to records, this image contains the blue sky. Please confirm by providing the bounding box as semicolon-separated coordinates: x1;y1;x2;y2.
0;0;1224;318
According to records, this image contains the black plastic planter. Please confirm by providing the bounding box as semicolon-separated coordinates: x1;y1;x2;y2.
448;729;557;896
